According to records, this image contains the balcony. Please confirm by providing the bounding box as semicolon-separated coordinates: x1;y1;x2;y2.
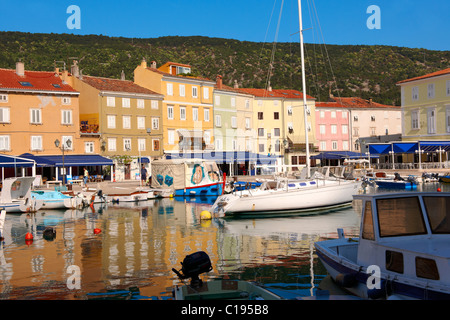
80;121;100;136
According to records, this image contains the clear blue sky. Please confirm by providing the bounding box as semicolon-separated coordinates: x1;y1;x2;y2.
0;0;448;51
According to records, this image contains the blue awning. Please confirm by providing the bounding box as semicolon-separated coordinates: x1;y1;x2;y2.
368;141;450;154
138;157;150;163
419;141;450;152
0;154;35;168
165;151;280;164
20;154;113;167
368;144;392;155
393;142;419;154
19;153;55;167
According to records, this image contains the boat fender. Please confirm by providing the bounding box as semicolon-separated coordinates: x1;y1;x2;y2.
335;273;357;288
367;279;387;300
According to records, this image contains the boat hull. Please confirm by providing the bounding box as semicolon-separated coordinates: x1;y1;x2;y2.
375;180;417;189
213;180;361;217
174;182;223;197
109;191;149;203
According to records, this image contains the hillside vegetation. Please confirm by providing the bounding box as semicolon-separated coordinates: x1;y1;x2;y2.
0;31;449;105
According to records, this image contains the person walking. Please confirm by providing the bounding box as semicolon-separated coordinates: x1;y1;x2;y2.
141;165;148;185
83;167;89;186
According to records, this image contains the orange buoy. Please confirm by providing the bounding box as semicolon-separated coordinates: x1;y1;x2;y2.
25;232;33;240
93;228;101;234
437;188;442;192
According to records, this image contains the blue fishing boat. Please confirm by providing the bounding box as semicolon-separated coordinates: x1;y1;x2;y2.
31;190;83;209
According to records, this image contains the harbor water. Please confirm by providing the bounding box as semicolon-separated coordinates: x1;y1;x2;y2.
0;182;448;300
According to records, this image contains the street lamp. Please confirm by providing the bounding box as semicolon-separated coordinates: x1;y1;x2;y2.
437;148;445;169
388;151;395;170
365;151;371;170
55;138;72;185
415;149;424;170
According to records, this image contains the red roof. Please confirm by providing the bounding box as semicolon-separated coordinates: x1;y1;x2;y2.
0;68;77;93
238;88;315;100
81;75;162;95
397;68;450;85
321;97;399;109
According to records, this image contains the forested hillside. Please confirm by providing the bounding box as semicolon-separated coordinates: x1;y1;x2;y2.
0;31;449;105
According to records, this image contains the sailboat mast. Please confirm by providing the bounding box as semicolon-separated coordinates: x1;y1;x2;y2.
297;0;311;176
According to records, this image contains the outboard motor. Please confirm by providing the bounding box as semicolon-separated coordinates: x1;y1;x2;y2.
394;173;404;181
172;251;212;288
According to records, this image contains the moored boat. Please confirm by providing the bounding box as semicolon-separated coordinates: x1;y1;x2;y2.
0;177;43;213
315;191;450;300
31;190;84;209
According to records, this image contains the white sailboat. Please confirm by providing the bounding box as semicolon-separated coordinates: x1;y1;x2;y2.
0;177;43;213
211;0;362;217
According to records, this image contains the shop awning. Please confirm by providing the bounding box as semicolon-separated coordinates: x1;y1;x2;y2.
368;141;450;154
20;154;113;167
0;154;35;168
19;153;55;167
368;144;392;155
419;141;450;152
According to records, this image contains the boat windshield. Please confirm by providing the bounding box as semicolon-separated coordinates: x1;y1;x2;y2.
376;197;427;237
423;196;450;234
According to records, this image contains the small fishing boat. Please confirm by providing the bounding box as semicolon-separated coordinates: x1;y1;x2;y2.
439;174;450;183
374;173;418;190
315;191;450;300
172;251;282;300
0;177;43;213
31;190;84;209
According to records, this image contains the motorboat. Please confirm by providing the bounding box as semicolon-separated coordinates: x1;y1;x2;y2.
374;173;418;190
172;251;283;300
315;191;450;300
212;167;362;218
0;177;43;213
31;190;84;209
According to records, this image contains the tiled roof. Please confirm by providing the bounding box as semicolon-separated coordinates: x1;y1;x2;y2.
0;68;77;93
238;88;315;100
325;97;399;109
397;68;450;85
145;65;213;82
81;75;162;95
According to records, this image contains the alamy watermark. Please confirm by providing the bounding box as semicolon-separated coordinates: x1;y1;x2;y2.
67;5;81;30
367;5;381;30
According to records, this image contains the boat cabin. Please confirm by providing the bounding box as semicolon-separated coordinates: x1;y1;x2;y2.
354;192;450;285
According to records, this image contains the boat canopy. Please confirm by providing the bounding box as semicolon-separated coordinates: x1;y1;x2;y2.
0;154;35;168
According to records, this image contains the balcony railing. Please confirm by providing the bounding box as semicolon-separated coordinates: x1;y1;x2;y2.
80;121;99;135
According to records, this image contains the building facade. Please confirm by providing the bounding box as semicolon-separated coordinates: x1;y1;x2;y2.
315;101;350;152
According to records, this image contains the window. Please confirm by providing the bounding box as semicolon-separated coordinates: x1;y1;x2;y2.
354;115;358;122
427;83;435;99
232;139;237;151
343;141;349;150
362;201;375;240
179;85;185;97
353;127;359;137
274;128;280;136
61;110;72;125
180;107;186;120
107;97;115;107
31;136;42;151
342;125;348;135
231;97;236;107
204;108;210;122
257;100;263;106
288;106;293;115
427;108;436;134
30;108;41;124
447;80;450;96
332;141;338;150
320;111;325;118
122;98;130;108
215;95;221;106
319;125;326;135
376;197;427;237
0;135;10;151
274;112;279;120
168;129;175;145
137;99;145;109
342;111;347;118
331;111;336;118
192;86;198;98
331;125;337;134
85;142;94;153
216;138;223;150
411;109;420;130
231;116;237;128
245;117;251;129
423;196;450;234
245;100;250;109
412;86;419;101
204;130;211;145
258;128;264;137
62;136;73;150
0;107;10;123
167;83;173;96
107;115;116;129
371;115;376;122
52;84;61;88
137;116;146;129
246;138;252;151
446;106;450;133
416;257;439;280
62;97;71;105
0;94;8;102
19;81;33;87
151;100;158;109
193;108;199;121
370;127;376;136
386;251;404;274
258;112;263;120
152;117;159;130
167;105;174;120
123;138;132;151
138;138;146;152
108;138;116;151
274;140;280;152
203;87;209;99
320;141;327;150
259;144;264;152
215;115;221;127
122;115;131;129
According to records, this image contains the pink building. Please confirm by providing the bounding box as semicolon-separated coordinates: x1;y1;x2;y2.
315;101;350;152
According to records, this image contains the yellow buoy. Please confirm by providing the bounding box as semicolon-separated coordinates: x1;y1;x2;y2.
200;210;212;220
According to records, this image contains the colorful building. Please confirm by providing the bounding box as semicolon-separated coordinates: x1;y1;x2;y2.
134;59;215;157
315;101;350;152
63;62;164;181
397;68;450;142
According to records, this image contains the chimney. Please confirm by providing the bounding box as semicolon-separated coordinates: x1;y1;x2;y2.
150;61;157;69
141;58;147;68
216;75;223;89
267;81;272;92
55;67;60;75
16;61;25;77
233;80;239;89
329;86;334;98
121;70;125;80
71;60;79;78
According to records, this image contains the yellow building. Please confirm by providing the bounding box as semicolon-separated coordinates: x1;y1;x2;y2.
397;68;450;141
62;62;164;180
134;60;215;156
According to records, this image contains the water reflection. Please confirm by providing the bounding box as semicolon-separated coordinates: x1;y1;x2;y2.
0;182;448;300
